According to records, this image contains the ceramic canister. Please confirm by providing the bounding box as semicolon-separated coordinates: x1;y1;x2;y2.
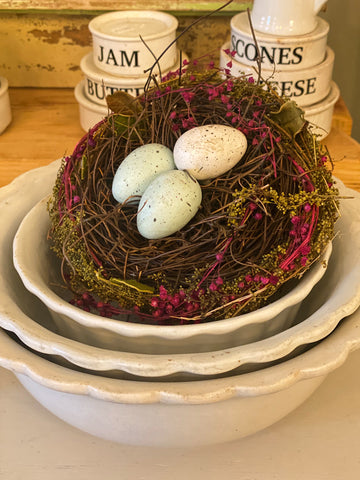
303;81;340;139
220;43;334;108
80;50;189;106
88;10;178;77
0;76;12;134
230;12;329;71
74;80;108;132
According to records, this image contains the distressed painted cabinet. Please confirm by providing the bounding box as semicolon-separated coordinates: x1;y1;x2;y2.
0;1;250;87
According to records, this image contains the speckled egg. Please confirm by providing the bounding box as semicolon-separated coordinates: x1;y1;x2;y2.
137;170;202;239
112;143;175;204
173;124;247;180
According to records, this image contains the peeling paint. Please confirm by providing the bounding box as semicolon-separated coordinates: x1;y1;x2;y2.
28;25;91;47
63;25;91;47
68;64;81;71
36;63;56;71
29;28;62;44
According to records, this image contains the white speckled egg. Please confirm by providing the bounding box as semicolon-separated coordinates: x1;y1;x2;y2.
173;124;247;180
112;143;175;204
137;170;202;239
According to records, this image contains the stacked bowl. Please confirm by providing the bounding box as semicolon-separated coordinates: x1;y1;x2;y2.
75;10;188;131
1;11;360;444
0;160;360;446
220;1;339;139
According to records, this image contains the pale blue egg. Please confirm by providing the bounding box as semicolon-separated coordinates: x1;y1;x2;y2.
112;143;175;204
137;170;202;239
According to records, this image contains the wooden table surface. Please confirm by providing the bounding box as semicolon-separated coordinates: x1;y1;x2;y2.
0;88;360;192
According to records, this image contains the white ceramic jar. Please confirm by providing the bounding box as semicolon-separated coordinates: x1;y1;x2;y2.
303;81;340;139
0;76;12;134
230;12;329;71
88;10;178;77
80;50;188;106
220;43;334;107
74;80;108;131
250;0;328;37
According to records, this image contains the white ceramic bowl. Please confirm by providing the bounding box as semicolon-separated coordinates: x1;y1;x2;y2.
80;50;189;106
220;43;334;107
0;161;336;380
4;161;357;446
303;81;340;139
13;191;332;355
0;307;360;446
0;187;333;380
0;209;344;381
0;76;12;134
74;80;108;131
88;11;178;77
1;161;359;382
230;12;329;70
8;181;360;380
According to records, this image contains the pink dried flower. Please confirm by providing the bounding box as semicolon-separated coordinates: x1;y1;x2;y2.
301;257;308;266
269;275;279;285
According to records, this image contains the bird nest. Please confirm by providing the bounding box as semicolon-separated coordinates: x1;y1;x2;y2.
48;57;339;325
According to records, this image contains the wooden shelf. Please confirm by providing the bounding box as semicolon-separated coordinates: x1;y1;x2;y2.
0;87;359;192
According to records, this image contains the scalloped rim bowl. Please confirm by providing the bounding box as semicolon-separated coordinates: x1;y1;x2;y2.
13;192;332;355
6;182;360;379
1;159;360;446
0;309;359;446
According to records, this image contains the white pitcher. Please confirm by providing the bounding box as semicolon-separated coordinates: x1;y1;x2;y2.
250;0;328;36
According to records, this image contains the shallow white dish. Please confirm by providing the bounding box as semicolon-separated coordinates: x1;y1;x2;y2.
13;190;332;355
0;308;359;446
220;43;334;107
230;12;329;70
81;50;189;106
88;10;178;77
303;81;340;139
0;76;12;134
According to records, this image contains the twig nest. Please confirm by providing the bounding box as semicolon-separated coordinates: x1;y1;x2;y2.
137;170;202;239
48;61;339;325
174;124;247;180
